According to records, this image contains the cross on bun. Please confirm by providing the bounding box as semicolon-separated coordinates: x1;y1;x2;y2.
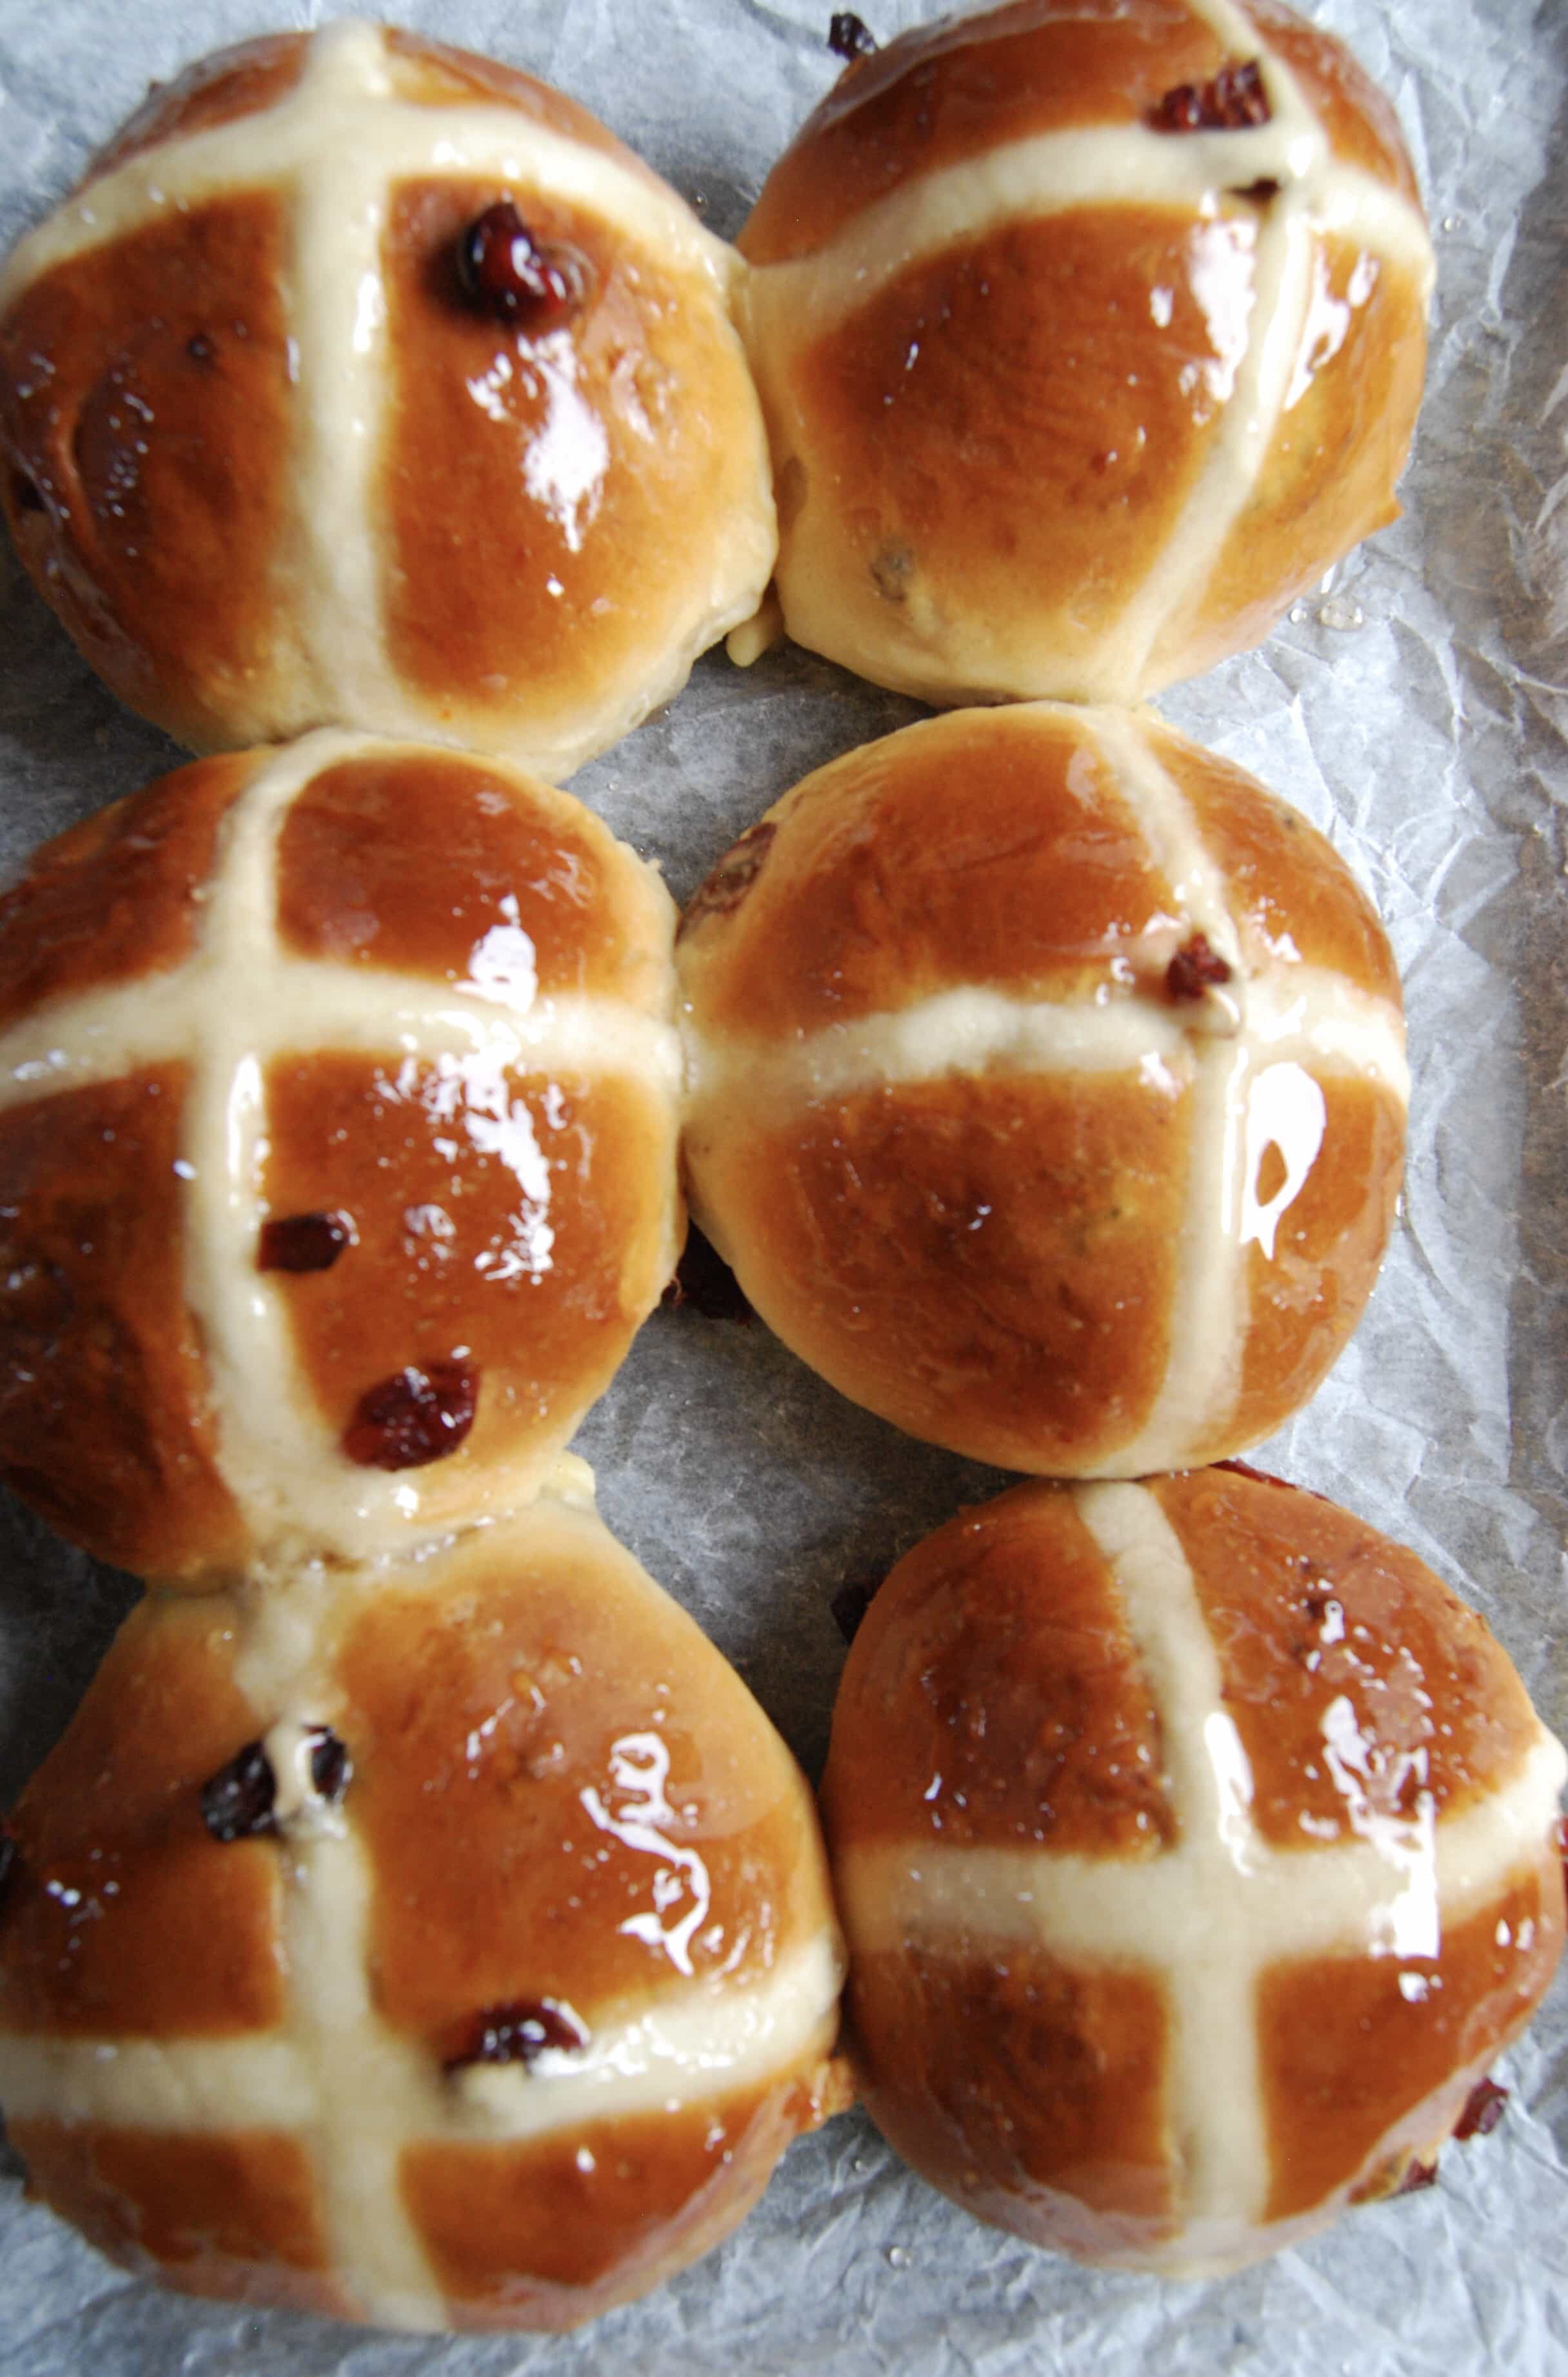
0;733;680;1583
0;1473;850;2329
0;21;775;779
678;703;1405;1476
822;1466;1566;2274
737;0;1433;706
0;1468;847;2328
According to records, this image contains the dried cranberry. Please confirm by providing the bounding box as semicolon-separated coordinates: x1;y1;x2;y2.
342;1360;479;1469
831;1574;882;1644
661;1227;755;1324
1149;57;1271;134
1558;1815;1568;1920
307;1727;352;1804
1453;2076;1509;2140
257;1209;356;1275
679;821;777;939
9;470;45;515
1166;931;1233;1001
829;10;878;59
201;1742;277;1843
1393;2154;1440;2196
456;201;583;328
186;333;217;364
444;1998;588;2074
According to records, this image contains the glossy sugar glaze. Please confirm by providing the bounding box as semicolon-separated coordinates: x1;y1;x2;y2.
737;0;1433;706
0;734;680;1581
679;704;1406;1476
0;1483;847;2328
823;1467;1566;2274
0;20;774;777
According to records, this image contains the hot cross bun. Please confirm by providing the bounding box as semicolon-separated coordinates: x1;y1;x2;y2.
0;21;775;779
822;1466;1566;2274
678;702;1405;1476
0;733;680;1582
0;1467;848;2327
737;0;1433;706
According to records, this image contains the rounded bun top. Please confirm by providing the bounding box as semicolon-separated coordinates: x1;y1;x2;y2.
743;0;1421;266
737;0;1433;708
0;734;682;1584
680;704;1406;1477
0;1479;846;2329
824;1467;1566;2274
0;21;775;779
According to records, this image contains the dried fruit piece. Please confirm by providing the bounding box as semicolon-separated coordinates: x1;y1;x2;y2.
257;1208;356;1274
342;1360;479;1470
200;1741;277;1843
456;201;584;328
1454;2076;1509;2140
1149;58;1270;134
1166;931;1234;1001
679;821;777;939
1393;2154;1440;2196
305;1727;352;1805
829;11;878;60
444;1998;588;2073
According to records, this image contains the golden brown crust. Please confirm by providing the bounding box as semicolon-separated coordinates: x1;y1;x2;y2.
780;206;1245;696
12;2120;350;2316
0;755;255;1028
377;175;764;735
1144;725;1402;1002
740;0;1429;705
0;1511;844;2325
0;197;297;750
84;35;309;178
681;707;1403;1475
274;750;649;998
1165;241;1428;686
695;1070;1188;1474
682;710;1166;1037
824;1473;1565;2269
0;1071;246;1582
1148;1467;1542;1844
740;0;1220;266
333;1527;829;2039
845;1945;1173;2253
0;1598;281;2038
1222;1074;1405;1455
1237;0;1420;204
263;1057;672;1484
381;30;660;178
822;1483;1175;1854
1259;1864;1563;2218
405;2080;815;2327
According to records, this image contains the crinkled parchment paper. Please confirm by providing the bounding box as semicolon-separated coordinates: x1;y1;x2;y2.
1;0;1566;2370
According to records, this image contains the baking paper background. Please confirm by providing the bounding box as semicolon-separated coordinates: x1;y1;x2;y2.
1;0;1566;2367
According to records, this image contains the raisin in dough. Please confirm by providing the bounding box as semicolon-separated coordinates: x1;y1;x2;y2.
822;1467;1566;2273
679;703;1405;1476
737;0;1433;706
0;733;680;1581
0;22;775;780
